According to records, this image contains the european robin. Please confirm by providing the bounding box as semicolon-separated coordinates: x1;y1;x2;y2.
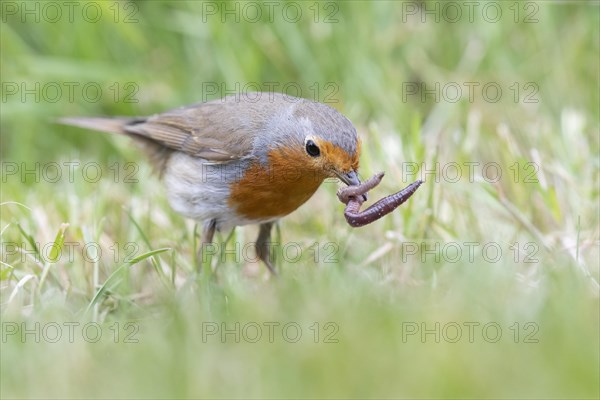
60;92;362;274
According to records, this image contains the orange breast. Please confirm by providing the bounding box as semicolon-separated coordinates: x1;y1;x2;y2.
228;147;327;220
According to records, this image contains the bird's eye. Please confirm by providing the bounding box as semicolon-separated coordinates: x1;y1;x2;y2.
305;139;320;157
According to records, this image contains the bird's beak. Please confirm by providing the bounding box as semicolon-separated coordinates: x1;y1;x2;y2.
337;170;361;187
336;170;367;201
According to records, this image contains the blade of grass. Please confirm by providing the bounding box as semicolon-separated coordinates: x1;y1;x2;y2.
82;225;100;321
16;222;40;260
84;247;171;315
7;274;37;305
37;223;69;295
48;223;69;263
124;207;171;287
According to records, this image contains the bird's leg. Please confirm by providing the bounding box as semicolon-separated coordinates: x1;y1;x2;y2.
256;222;278;276
198;219;216;275
337;172;423;227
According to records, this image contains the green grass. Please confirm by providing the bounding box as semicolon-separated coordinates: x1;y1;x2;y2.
1;1;599;399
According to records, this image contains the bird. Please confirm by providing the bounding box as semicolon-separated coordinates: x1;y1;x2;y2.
59;93;363;275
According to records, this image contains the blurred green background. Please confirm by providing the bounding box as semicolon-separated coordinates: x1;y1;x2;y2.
1;1;599;399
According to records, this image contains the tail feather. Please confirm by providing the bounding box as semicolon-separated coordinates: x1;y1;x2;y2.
58;116;172;176
57;117;140;135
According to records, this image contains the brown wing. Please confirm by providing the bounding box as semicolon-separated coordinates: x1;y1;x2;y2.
123;100;263;162
123;102;257;162
60;95;292;163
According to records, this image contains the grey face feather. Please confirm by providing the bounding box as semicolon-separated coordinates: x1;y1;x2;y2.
252;94;359;165
293;99;358;156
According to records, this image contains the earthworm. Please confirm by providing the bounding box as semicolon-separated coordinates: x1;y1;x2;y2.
337;172;423;227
